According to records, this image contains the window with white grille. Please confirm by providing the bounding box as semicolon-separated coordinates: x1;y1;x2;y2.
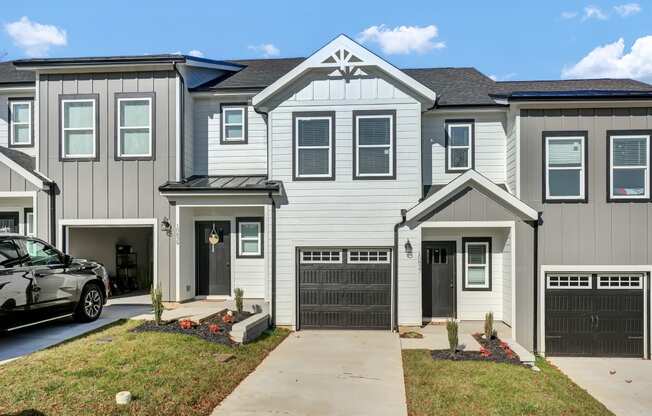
598;274;643;289
348;249;390;264
300;250;342;263
546;274;592;289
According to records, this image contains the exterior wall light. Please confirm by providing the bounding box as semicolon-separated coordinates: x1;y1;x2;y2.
161;217;172;237
405;239;413;258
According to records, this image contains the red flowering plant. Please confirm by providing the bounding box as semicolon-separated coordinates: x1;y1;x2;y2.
479;347;492;358
179;319;194;330
208;324;221;334
222;314;235;324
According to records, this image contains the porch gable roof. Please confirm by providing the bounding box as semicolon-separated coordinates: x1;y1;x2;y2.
159;175;282;194
406;170;538;224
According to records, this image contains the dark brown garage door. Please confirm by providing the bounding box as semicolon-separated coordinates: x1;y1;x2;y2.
545;273;645;357
297;248;391;330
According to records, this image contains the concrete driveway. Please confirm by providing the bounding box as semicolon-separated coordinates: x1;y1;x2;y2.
0;295;151;364
549;357;652;416
212;331;407;416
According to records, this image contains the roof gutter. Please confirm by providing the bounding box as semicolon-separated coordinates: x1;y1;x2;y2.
392;209;407;332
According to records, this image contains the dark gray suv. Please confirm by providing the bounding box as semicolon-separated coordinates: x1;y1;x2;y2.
0;236;109;331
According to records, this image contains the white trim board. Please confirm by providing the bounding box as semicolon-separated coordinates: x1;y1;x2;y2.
538;264;651;359
252;34;436;108
406;170;538;223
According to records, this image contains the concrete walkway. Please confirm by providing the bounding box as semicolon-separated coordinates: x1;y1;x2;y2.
212;331;407;416
550;357;652;416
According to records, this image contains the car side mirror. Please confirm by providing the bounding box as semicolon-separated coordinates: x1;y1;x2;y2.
62;254;73;266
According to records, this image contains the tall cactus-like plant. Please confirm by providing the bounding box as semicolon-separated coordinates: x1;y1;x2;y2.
151;284;164;325
234;287;244;314
484;312;494;339
446;319;459;354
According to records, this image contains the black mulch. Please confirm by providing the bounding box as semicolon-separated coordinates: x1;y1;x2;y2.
431;333;522;365
132;310;253;346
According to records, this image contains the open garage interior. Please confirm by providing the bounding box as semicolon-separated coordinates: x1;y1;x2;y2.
65;225;154;297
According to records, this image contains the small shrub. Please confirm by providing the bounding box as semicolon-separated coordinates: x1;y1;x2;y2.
150;284;164;325
179;319;193;330
484;312;494;339
208;324;221;334
491;328;498;340
446;319;459;354
234;287;244;314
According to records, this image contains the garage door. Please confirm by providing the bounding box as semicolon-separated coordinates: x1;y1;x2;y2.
545;273;645;357
297;248;391;330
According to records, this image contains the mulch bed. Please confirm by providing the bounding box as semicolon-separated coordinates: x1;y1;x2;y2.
431;333;521;365
132;310;253;346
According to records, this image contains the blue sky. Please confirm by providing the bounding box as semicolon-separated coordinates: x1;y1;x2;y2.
2;0;651;82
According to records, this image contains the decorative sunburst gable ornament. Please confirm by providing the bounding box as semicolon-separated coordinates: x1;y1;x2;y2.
322;48;366;78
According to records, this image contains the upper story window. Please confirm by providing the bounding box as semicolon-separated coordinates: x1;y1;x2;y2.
543;132;587;203
236;217;263;258
60;94;98;161
445;120;474;172
9;99;33;147
353;111;396;179
463;238;491;291
221;104;247;144
293;112;335;180
116;93;154;160
608;131;651;202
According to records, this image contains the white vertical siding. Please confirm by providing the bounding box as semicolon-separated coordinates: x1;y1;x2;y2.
422;112;507;186
192;97;267;176
269;73;423;326
183;88;194;178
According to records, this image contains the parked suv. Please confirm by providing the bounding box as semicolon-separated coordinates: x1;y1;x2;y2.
0;235;109;331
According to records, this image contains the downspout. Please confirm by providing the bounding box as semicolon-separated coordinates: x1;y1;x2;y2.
532;212;542;354
173;63;185;181
393;209;407;332
267;191;277;327
47;182;57;245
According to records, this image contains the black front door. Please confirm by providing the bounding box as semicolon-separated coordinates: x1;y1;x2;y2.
422;242;456;318
195;221;231;296
0;212;19;234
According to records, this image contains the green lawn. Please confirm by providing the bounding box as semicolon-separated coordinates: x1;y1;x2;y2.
0;320;289;416
402;350;613;416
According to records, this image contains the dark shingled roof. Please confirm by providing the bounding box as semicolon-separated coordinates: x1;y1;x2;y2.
192;58;305;91
493;78;652;95
0;61;35;85
403;67;498;106
0;146;50;184
159;175;281;193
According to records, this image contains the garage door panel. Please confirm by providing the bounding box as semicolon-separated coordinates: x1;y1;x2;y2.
545;274;644;358
298;249;391;330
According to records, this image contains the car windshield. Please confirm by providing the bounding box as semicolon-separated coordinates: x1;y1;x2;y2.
24;239;62;266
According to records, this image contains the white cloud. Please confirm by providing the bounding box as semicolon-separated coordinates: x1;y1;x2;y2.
561;11;579;19
248;43;280;58
489;73;517;82
4;16;67;57
582;5;608;21
357;24;445;55
614;3;641;17
562;36;652;82
187;49;204;57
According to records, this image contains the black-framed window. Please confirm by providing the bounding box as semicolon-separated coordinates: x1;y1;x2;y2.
353;110;396;179
292;111;335;180
8;98;34;148
445;119;474;172
220;103;248;144
236;217;264;258
115;92;155;161
543;131;588;203
462;237;491;291
59;94;99;161
607;130;652;202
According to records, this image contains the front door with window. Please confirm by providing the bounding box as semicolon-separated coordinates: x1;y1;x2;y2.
195;221;231;296
422;242;456;318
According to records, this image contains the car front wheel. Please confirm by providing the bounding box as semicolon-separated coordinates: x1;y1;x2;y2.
74;284;104;322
